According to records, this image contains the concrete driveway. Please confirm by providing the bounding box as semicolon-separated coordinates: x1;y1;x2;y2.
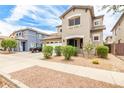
0;52;124;87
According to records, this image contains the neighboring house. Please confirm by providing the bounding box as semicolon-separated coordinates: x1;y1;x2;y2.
105;36;113;44
10;28;49;52
104;36;113;53
0;36;8;49
111;13;124;55
43;5;105;52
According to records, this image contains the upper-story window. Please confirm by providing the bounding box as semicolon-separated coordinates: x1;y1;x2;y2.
94;21;100;26
38;34;42;39
60;29;62;32
69;17;80;26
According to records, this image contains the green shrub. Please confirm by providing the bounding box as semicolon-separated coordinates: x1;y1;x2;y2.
73;47;78;56
42;46;53;59
61;46;74;60
96;45;109;58
54;46;62;56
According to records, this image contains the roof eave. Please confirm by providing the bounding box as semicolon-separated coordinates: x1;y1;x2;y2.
111;13;124;32
59;6;95;19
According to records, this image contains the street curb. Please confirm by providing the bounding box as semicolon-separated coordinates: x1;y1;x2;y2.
0;71;29;88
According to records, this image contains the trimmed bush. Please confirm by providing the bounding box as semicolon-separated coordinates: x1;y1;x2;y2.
42;46;53;59
73;47;78;56
96;45;109;58
54;46;62;56
61;46;74;60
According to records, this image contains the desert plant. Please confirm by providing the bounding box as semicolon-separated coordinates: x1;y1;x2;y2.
92;59;99;64
1;38;17;53
61;45;74;60
96;45;109;58
84;43;94;58
54;46;62;56
72;47;78;56
42;46;53;59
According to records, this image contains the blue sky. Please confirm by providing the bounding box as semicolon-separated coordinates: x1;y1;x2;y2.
0;5;122;39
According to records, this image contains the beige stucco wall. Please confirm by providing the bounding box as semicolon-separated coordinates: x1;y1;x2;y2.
93;18;103;26
91;30;103;45
61;8;92;47
112;16;124;43
57;26;62;35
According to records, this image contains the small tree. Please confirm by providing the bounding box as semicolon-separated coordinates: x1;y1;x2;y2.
101;5;124;14
1;38;17;53
84;43;94;58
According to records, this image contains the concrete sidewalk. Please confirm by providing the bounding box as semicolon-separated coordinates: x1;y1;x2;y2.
0;53;124;87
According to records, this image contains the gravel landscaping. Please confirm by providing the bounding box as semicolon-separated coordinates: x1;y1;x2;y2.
0;76;16;88
43;54;124;73
10;66;120;88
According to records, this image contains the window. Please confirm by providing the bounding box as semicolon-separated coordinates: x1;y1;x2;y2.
94;20;100;26
94;21;99;26
94;36;99;41
38;34;42;39
51;42;53;44
31;43;36;48
47;42;49;44
69;17;80;26
69;19;74;26
60;29;62;32
19;32;21;36
75;17;80;25
16;33;18;36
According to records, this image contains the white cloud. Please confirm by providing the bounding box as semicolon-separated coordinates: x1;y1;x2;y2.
5;5;33;22
0;20;55;36
0;20;25;36
5;5;61;26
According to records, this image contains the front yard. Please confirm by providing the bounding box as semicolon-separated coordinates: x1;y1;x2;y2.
0;52;124;88
43;54;124;73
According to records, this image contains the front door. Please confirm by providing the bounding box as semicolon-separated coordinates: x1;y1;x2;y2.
67;39;77;47
22;42;26;51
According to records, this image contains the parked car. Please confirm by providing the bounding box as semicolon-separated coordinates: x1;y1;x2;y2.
30;47;42;53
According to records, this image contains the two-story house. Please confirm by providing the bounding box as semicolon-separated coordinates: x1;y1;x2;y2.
111;13;124;55
43;6;105;52
10;28;49;52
